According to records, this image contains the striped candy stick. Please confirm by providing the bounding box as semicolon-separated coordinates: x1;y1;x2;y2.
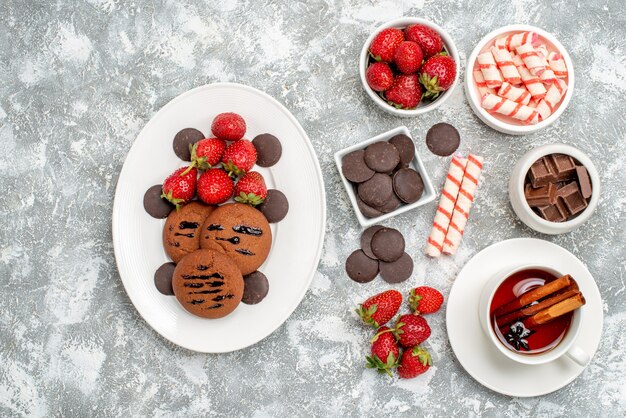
536;79;568;120
548;52;568;78
518;66;547;100
516;43;546;76
494;32;538;51
477;51;503;88
442;154;484;255
425;156;468;257
497;82;531;105
481;93;539;125
473;70;496;96
490;47;522;85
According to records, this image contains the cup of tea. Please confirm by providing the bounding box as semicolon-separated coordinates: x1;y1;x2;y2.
478;265;590;366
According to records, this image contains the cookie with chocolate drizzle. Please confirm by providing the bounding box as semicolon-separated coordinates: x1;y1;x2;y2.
162;201;215;263
200;203;272;275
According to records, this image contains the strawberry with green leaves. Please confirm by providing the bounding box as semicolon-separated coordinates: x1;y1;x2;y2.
369;28;404;63
357;290;402;328
234;171;267;206
394;314;431;348
161;166;197;209
365;326;399;376
419;53;457;100
189;138;226;170
384;74;423;109
222;139;257;176
398;345;432;378
409;286;444;314
197;168;234;205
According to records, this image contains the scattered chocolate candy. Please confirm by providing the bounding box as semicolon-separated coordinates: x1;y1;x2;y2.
242;271;269;304
379;252;413;284
370;228;404;262
358;173;393;207
258;189;289;223
392;168;424;204
143;184;174;219
425;123;460;157
388;134;415;168
173;128;204;161
360;225;384;259
342;150;375;183
364;141;400;173
345;250;379;283
252;134;282;167
154;262;176;295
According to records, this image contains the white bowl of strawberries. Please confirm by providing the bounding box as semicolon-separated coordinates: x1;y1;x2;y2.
360;17;460;117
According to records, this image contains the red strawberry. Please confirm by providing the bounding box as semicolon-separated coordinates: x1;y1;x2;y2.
222;139;257;176
366;62;394;92
419;54;457;99
197;168;234;205
190;138;226;170
404;24;443;58
394;314;431;347
369;28;404;63
234;171;267;206
384;74;422;109
394;41;423;74
365;326;399;376
211;112;246;141
398;345;432;378
409;286;444;314
357;290;402;328
161;166;197;209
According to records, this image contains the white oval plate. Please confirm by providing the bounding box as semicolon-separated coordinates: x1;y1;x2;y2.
446;238;602;397
112;83;326;353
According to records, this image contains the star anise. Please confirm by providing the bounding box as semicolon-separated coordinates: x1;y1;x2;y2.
505;321;535;351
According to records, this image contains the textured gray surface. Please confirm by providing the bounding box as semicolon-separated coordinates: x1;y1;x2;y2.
1;0;625;416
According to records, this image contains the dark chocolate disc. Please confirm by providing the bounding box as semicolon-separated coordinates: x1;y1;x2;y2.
358;173;393;207
425;123;460;157
242;271;269;304
360;225;384;259
154;262;176;295
252;134;282;167
257;189;289;223
364;141;400;173
173;128;205;161
392;168;424;204
342;150;375;183
356;195;384;219
144;184;174;218
388;134;415;168
374;192;402;213
379;252;413;284
345;250;379;283
371;228;405;262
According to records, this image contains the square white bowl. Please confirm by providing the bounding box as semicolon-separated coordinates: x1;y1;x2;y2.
334;126;436;227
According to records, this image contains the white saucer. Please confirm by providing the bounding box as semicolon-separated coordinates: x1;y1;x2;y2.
446;238;603;397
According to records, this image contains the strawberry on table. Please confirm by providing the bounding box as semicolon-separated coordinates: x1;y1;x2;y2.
161;166;197;209
190;138;227;170
384;74;423;109
394;314;431;347
366;62;394;92
369;28;404;63
211;112;247;141
365;326;400;376
404;24;443;58
409;286;444;314
357;290;402;328
222;139;257;176
234;171;267;206
419;54;457;100
197;168;234;205
397;345;432;379
394;41;424;74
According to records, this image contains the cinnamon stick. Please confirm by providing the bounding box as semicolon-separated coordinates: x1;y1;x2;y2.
523;294;585;329
496;284;580;326
493;274;572;317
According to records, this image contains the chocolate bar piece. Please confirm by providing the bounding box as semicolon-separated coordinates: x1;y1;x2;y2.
529;157;557;187
549;154;577;181
525;183;557;207
575;166;592;199
557;182;587;216
536;204;567;222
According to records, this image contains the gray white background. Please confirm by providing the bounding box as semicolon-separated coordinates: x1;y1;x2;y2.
1;0;625;416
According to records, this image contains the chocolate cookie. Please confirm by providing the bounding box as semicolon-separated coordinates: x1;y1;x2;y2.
358;173;393;207
252;134;282;167
393;168;424;203
379;252;413;284
356;195;384;219
144;184;174;218
345;250;379;283
200;203;272;275
173;128;205;161
342;150;375;183
388;134;415;168
370;228;404;262
172;249;244;319
257;189;289;223
426;123;460;156
364;141;400;173
154;262;176;295
360;225;384;259
242;271;269;304
163;202;215;263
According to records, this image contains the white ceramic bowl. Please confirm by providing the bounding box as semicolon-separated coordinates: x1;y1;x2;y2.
359;17;460;117
509;144;600;234
334;126;436;227
465;24;575;135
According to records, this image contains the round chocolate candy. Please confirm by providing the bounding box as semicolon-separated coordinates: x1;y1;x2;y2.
393;168;424;204
345;250;379;283
364;141;400;173
358;173;393;207
257;189;289;223
360;225;384;259
342;150;375;183
370;228;405;262
242;271;269;304
388;134;415;168
356;195;384;219
379;252;413;284
173;128;205;161
154;262;176;295
374;192;402;213
425;123;460;157
252;134;282;167
144;184;174;218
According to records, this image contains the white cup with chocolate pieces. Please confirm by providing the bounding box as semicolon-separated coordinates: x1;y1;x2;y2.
509;144;600;234
479;264;590;366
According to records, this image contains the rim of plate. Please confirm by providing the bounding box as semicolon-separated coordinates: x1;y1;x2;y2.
112;82;327;352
